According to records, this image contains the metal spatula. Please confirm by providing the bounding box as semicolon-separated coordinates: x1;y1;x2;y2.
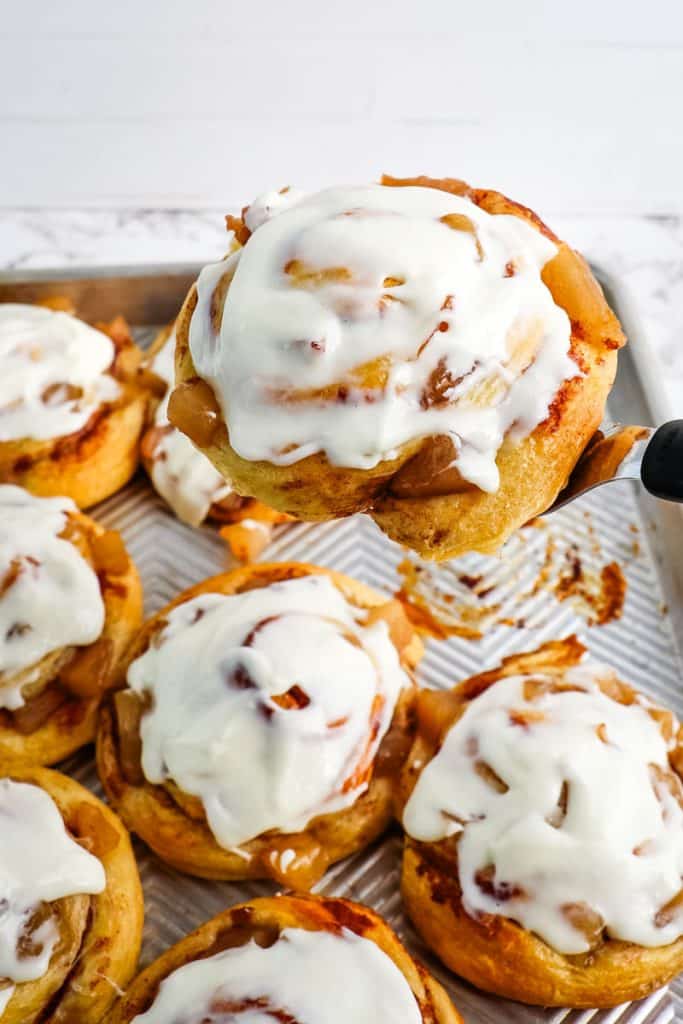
545;420;683;514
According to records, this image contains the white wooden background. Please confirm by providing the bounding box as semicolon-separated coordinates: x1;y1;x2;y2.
2;0;683;214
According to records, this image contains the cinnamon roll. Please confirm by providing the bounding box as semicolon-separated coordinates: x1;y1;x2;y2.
0;766;142;1023
0;484;142;765
141;324;291;558
397;637;683;1007
0;301;156;508
169;176;624;561
103;894;461;1023
97;562;421;887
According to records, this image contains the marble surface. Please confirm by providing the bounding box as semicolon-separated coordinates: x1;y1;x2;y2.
0;208;681;419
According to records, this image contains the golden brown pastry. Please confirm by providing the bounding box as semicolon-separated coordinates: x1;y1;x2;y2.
0;484;142;765
0;300;157;508
396;637;683;1007
103;894;461;1023
140;323;292;559
0;766;143;1023
97;561;421;887
169;176;624;561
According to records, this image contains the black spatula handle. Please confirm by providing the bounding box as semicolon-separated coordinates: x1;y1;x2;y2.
641;420;683;501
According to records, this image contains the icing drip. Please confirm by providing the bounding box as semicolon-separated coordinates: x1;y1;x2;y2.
127;574;408;847
131;926;422;1023
189;184;575;492
148;330;232;526
0;779;105;996
0;985;13;1015
0;304;119;442
0;486;105;710
403;664;683;954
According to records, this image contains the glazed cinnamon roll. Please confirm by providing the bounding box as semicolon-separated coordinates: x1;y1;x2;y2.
141;324;291;559
0;484;142;765
0;302;155;508
397;637;683;1007
97;562;421;887
0;766;142;1023
169;176;624;561
103;894;461;1023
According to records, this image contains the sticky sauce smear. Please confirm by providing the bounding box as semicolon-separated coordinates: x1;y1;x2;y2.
395;510;633;641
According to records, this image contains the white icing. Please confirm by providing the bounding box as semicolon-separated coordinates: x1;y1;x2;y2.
403;664;683;954
0;486;105;710
0;779;105;991
243;187;306;232
127;574;408;847
189;184;575;493
0;985;13;1015
131;926;421;1024
0;304;119;442
148;330;232;526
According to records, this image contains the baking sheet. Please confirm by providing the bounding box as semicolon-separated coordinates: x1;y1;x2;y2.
3;264;682;1023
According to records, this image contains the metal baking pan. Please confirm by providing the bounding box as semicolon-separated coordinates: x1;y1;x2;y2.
1;263;681;1023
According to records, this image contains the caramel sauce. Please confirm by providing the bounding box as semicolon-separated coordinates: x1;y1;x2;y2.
71;800;120;858
210;265;239;335
225;214;251;246
562;901;604;949
114;689;147;785
647;705;677;744
390;435;472;499
419;359;464;410
0;557;30;598
89;529;129;576
342;693;384;793
553;549;627;626
59;636;113;698
271;355;391;406
16;902;54;960
167;378;224;449
271;685;311;711
374;705;415;779
546;780;569;828
650;763;683;812
473;760;508;794
41;381;83;406
395;559;497;641
284;260;353;288
596;722;608;744
414;687;464;750
438;213;484;260
655;888;683;928
136;366;168;399
522;677;585;701
9;682;68;734
208;996;298;1021
382;173;471;199
262;834;328;890
364;599;414;654
474;864;525;902
508;708;546;729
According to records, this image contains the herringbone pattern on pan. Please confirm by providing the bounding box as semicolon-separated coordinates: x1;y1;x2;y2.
61;402;680;1023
